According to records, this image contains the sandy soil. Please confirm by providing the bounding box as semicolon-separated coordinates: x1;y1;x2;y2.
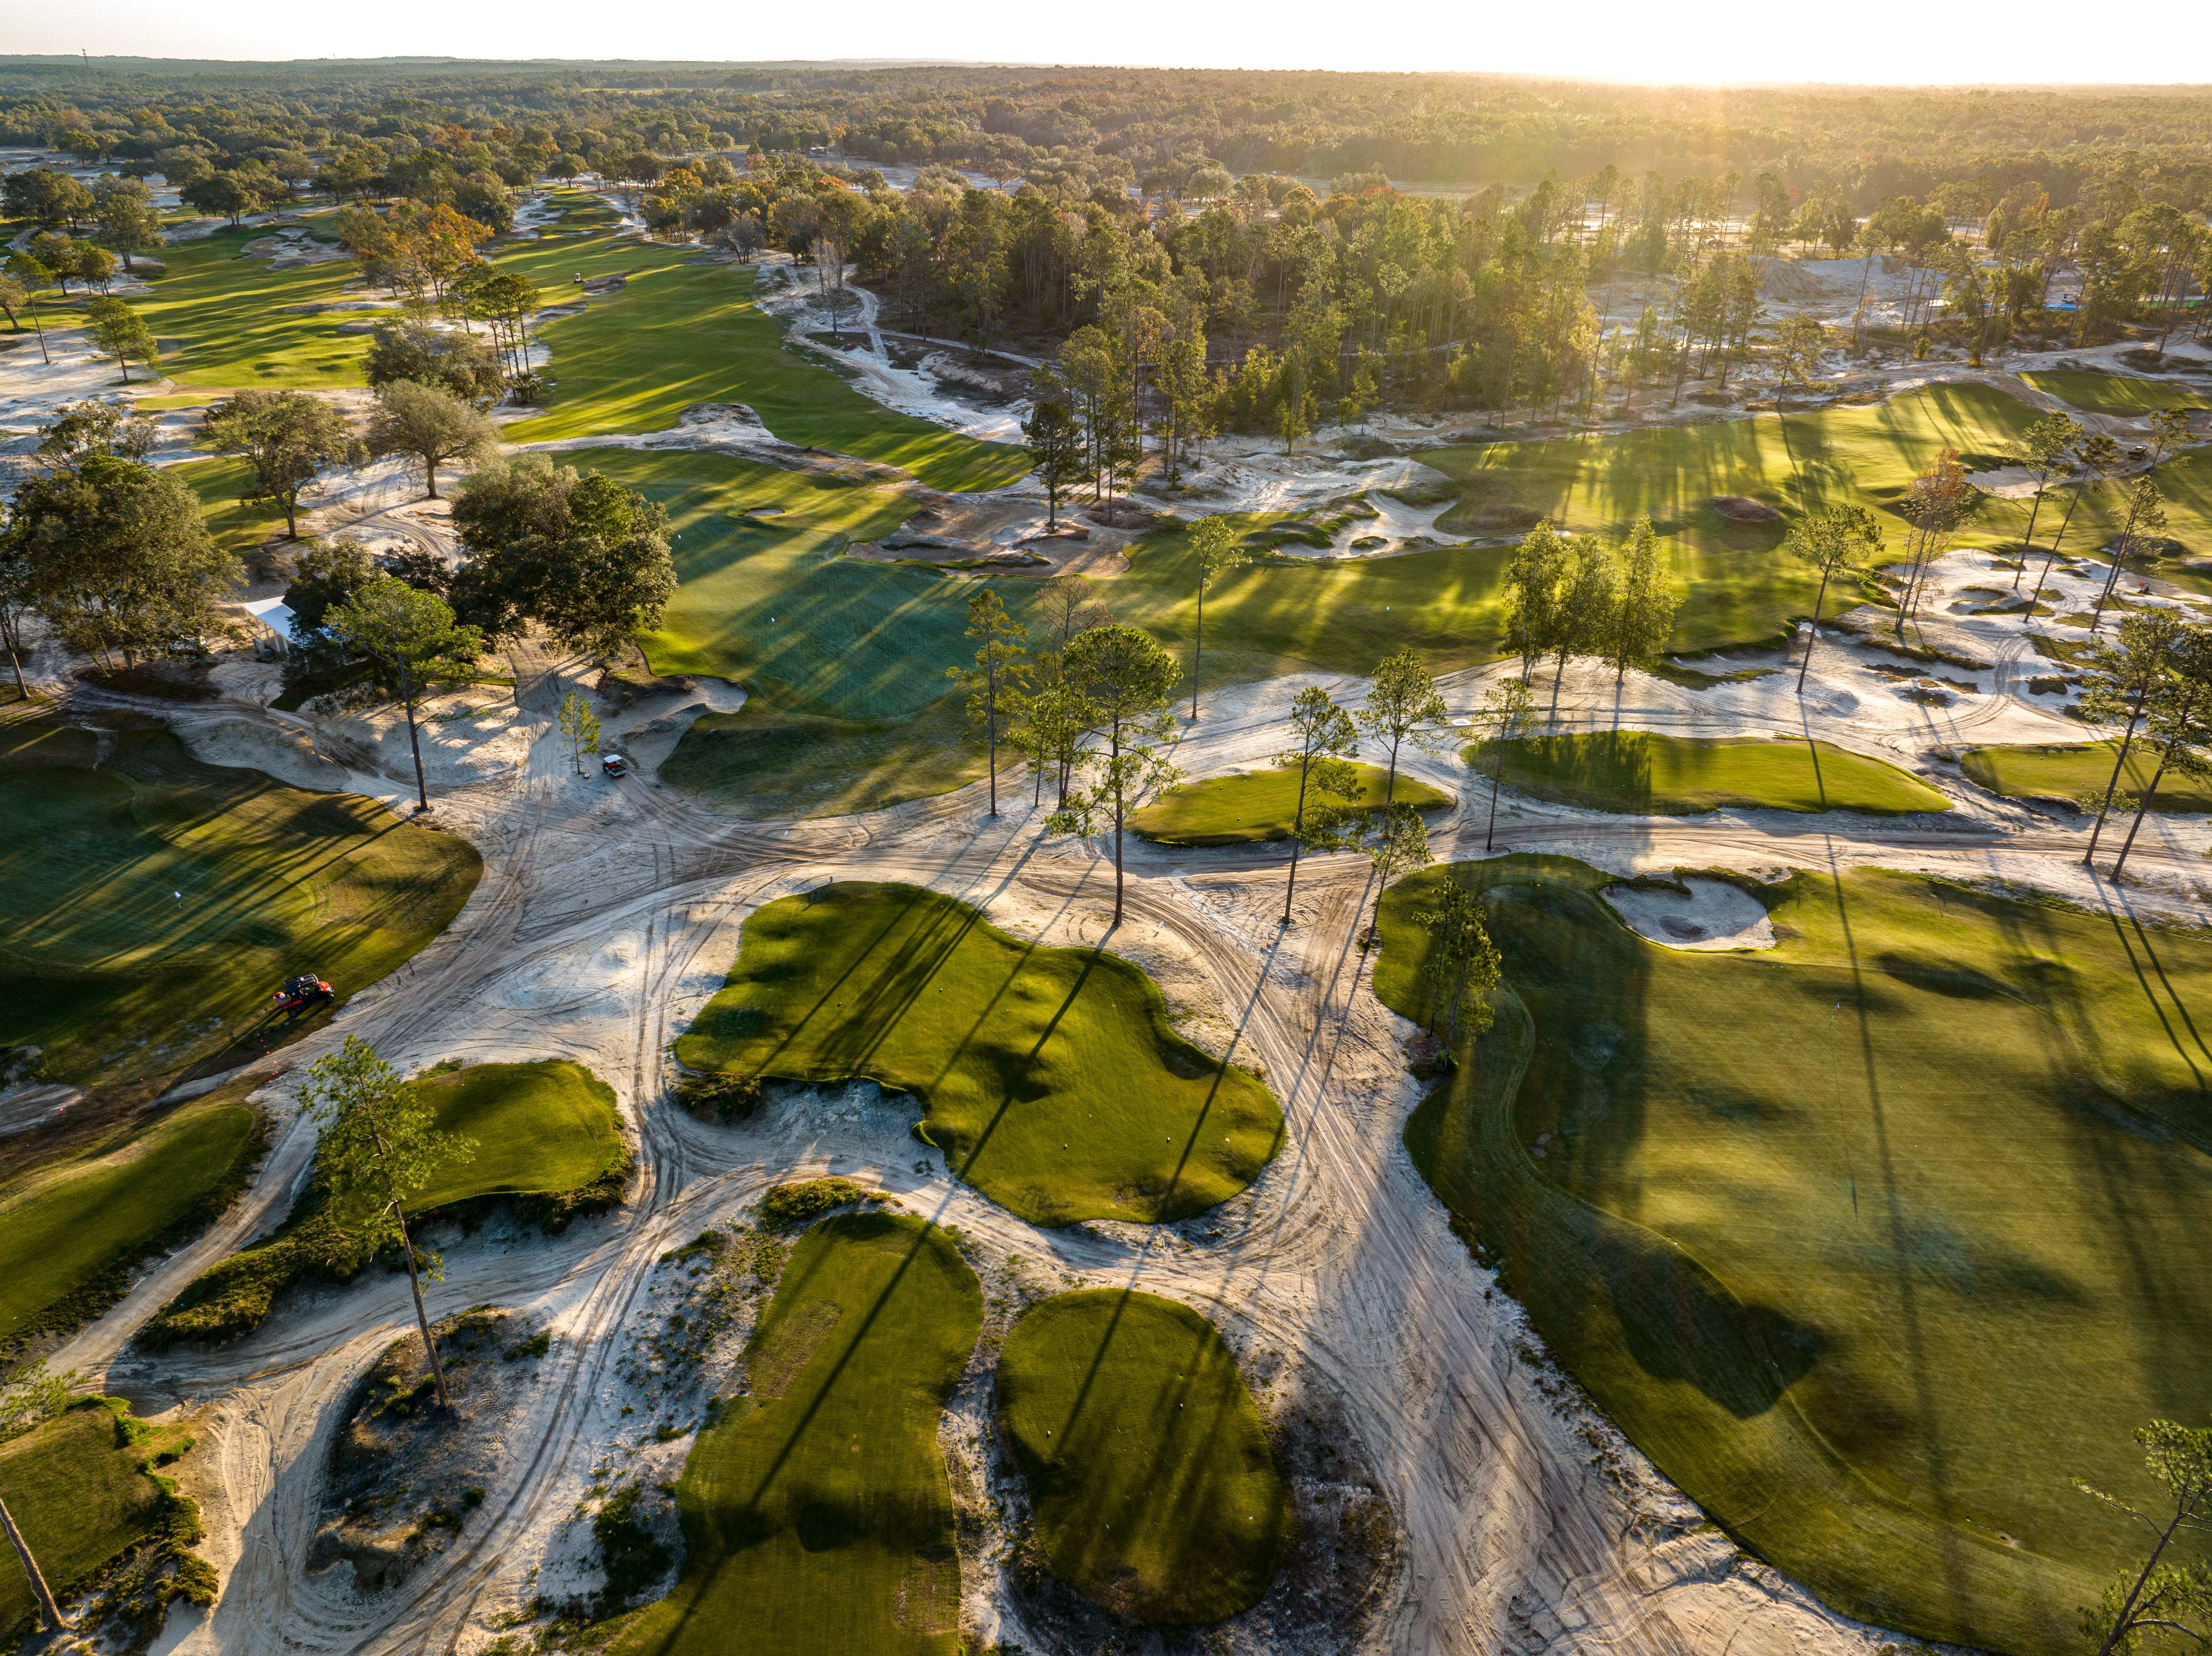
1602;877;1777;950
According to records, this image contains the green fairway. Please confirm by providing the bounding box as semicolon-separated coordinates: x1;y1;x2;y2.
142;1059;625;1347
1378;856;2212;1654
997;1290;1292;1625
174;453;290;551
1468;732;1951;815
0;1071;264;1345
129;221;382;389
0;712;481;1086
1132;762;1452;845
617;1211;981;1656
0;1398;198;1638
676;882;1282;1226
407;1059;626;1208
1961;741;2212;813
663;693;994;819
2018;370;2212;416
501;255;1024;491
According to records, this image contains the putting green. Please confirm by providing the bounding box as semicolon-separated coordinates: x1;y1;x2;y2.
2017;371;2212;416
1469;732;1951;815
1962;742;2212;813
618;1211;980;1656
501;255;1023;492
1132;761;1452;846
0;1399;197;1639
676;882;1283;1226
141;1058;626;1348
0;1071;264;1345
1379;856;2212;1655
997;1290;1292;1625
0;712;481;1086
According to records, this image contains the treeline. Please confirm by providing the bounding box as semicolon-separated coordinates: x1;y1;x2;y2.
4;60;2212;216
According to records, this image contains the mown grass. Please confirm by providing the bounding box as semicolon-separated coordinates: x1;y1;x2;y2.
663;693;993;819
141;1059;625;1348
173;453;290;552
1131;762;1451;846
501;247;1024;491
1378;855;2212;1655
675;882;1282;1226
1467;732;1951;815
997;1290;1292;1625
2018;370;2212;416
0;1071;266;1348
0;1398;197;1638
127;220;380;389
1961;741;2212;813
0;712;481;1086
616;1211;980;1656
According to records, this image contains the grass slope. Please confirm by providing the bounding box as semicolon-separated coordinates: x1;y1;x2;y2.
0;1071;265;1347
1378;856;2212;1655
128;221;380;389
1132;762;1451;845
1468;732;1950;815
0;711;481;1086
997;1290;1292;1624
0;1398;196;1638
500;246;1023;491
676;882;1282;1226
2018;370;2212;416
141;1058;625;1347
1962;741;2212;813
617;1211;981;1656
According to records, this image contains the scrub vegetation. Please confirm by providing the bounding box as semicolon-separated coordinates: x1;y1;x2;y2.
1379;855;2212;1656
675;882;1283;1225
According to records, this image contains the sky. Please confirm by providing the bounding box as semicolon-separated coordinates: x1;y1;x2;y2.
13;0;2209;86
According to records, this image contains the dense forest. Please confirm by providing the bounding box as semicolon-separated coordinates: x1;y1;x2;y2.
2;57;2207;442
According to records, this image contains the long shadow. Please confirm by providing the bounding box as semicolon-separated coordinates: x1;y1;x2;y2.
2101;890;2212;1085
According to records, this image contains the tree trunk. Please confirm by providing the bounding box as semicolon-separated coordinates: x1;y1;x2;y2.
2108;748;2173;879
391;1195;452;1410
1191;582;1204;720
1486;738;1510;851
423;452;440;500
1798;566;1834;694
0;1495;68;1631
985;670;998;817
1109;720;1124;925
283;490;299;540
400;663;430;811
2011;475;2051;590
2029;487;2088;612
2084;707;2145;866
1283;758;1310;926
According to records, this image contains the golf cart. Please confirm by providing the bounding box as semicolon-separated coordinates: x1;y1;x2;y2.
602;753;630;778
272;974;334;1020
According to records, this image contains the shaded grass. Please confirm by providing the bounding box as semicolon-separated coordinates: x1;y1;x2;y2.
1379;856;2212;1655
675;882;1282;1226
0;1398;198;1639
663;693;991;819
141;1059;625;1348
2019;370;2212;416
1961;741;2212;813
172;453;290;552
1131;761;1450;846
997;1289;1292;1625
1466;732;1951;816
0;1070;266;1348
501;254;1024;492
616;1210;980;1656
0;711;481;1086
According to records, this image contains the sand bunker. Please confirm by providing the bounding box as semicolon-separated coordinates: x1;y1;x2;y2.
1711;495;1781;523
1603;878;1776;951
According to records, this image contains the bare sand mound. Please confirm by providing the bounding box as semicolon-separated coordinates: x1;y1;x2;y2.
1603;878;1776;951
1711;495;1781;523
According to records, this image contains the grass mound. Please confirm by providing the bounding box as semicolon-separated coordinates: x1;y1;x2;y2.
143;1059;624;1347
1131;763;1451;846
2018;370;2212;416
663;694;990;819
755;1178;884;1232
616;1210;981;1656
0;711;481;1087
0;1071;267;1350
1468;732;1949;815
1377;856;2212;1654
676;883;1282;1226
997;1290;1292;1625
1961;742;2212;813
0;1397;206;1640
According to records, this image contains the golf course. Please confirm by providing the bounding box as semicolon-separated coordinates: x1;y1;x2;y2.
1469;732;1952;815
675;882;1283;1225
1377;856;2212;1654
1132;762;1452;844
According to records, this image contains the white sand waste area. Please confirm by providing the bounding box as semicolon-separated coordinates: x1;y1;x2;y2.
1604;877;1778;950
